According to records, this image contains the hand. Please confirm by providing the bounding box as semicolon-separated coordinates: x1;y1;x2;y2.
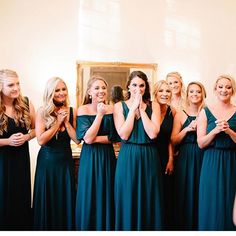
130;92;142;112
57;108;68;124
186;120;197;132
9;133;26;146
97;102;107;116
215;119;229;133
165;160;174;175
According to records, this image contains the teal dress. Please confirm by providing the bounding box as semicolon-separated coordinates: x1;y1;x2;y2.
75;114;117;230
115;102;163;230
198;107;236;230
0;116;31;230
33;108;75;230
156;106;175;230
174;111;204;230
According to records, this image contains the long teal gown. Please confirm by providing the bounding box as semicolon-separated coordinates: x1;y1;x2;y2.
174;111;204;230
33;108;75;230
198;107;236;230
75;113;117;230
0;116;31;230
115;102;163;230
156;106;175;230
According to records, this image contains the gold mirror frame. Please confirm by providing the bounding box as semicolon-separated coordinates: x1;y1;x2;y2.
76;61;158;107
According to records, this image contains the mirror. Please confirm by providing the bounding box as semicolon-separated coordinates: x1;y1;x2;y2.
76;61;158;107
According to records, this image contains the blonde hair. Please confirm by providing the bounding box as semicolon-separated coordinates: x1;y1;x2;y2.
186;81;206;113
214;74;236;96
166;71;186;110
42;77;69;129
153;80;172;103
83;75;108;105
0;69;31;135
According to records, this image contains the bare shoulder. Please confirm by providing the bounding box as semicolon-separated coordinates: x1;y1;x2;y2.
114;101;123;111
77;104;89;116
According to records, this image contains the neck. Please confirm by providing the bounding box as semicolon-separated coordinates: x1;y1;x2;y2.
186;103;200;116
216;99;232;108
160;104;168;113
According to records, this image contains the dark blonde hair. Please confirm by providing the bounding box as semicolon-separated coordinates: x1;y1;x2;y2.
153;80;172;103
186;81;206;113
166;71;186;109
214;74;236;96
83;75;108;105
0;69;31;135
42;77;69;129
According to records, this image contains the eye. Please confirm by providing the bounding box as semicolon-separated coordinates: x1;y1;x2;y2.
158;89;163;92
131;83;137;87
62;88;67;91
55;89;60;92
139;84;145;88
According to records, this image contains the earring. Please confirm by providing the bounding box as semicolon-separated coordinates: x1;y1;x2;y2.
89;95;92;99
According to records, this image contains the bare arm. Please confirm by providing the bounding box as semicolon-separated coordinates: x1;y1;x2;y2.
197;109;221;149
64;108;80;144
140;101;160;139
113;102;136;140
36;107;65;146
165;142;174;175
233;195;236;226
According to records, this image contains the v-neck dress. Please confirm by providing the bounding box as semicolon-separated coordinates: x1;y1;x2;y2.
198;107;236;230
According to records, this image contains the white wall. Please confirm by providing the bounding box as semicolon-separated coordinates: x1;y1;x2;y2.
1;0;236;191
0;0;79;193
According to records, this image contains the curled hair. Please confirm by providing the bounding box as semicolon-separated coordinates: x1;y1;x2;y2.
166;71;186;109
110;85;124;104
214;74;236;96
153;80;172;103
83;75;108;105
126;71;151;103
42;77;69;129
186;81;206;113
0;69;31;135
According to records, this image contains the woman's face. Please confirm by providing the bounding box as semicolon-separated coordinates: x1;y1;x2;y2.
167;76;182;95
156;83;171;105
187;84;202;105
128;76;146;97
1;76;20;99
215;78;233;102
53;81;68;103
89;79;107;103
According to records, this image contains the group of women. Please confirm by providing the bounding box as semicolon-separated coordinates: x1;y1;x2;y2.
0;68;235;231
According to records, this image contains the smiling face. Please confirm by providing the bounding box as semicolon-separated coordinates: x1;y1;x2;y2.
187;83;203;105
156;83;171;105
89;79;107;103
53;81;68;104
167;76;182;96
215;78;233;102
1;75;20;100
128;76;146;98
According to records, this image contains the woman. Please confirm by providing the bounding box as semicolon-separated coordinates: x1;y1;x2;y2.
166;71;186;112
114;71;163;230
75;75;118;230
171;81;206;230
153;80;176;230
33;77;78;230
197;75;236;230
0;69;35;230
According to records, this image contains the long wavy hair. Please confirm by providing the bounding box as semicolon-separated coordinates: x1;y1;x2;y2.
83;75;108;105
166;71;186;110
126;71;151;104
42;77;69;129
0;69;31;135
185;81;206;114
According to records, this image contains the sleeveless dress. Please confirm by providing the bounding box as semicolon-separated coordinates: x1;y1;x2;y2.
198;107;236;230
75;114;117;230
156;106;175;230
0;110;31;230
115;102;163;230
33;107;75;230
174;111;204;230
